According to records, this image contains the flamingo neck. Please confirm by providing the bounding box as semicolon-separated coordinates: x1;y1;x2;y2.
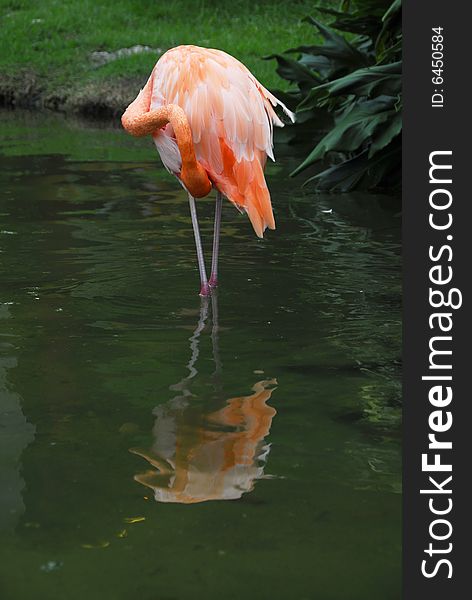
121;79;211;198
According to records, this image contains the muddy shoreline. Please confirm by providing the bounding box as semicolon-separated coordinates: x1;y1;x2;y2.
0;72;142;120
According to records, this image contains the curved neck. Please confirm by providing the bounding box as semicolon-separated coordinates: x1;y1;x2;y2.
121;78;211;198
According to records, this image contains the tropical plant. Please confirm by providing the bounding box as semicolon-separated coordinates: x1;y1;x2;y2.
269;0;402;192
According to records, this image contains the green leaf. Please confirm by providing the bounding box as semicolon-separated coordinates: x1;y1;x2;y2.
369;110;401;157
315;6;382;37
303;142;400;192
307;150;370;191
376;0;402;60
292;96;397;176
298;61;401;110
265;54;322;89
301;16;371;71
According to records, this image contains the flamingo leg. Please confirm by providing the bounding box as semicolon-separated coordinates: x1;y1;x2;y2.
209;190;223;288
188;194;210;296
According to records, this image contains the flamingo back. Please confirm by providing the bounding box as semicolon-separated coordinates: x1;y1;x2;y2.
149;45;294;237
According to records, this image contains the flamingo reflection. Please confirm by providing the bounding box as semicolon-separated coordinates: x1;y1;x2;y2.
130;295;277;503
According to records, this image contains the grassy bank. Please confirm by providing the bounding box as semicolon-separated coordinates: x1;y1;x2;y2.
0;0;318;118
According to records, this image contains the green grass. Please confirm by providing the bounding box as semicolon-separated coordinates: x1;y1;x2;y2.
0;0;321;97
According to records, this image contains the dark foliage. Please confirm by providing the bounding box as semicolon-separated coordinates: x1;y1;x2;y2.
269;0;401;192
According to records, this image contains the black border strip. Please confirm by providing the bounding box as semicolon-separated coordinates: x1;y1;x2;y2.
403;1;469;597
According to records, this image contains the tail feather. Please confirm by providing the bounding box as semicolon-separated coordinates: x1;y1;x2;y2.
215;140;275;238
262;88;296;126
245;160;275;238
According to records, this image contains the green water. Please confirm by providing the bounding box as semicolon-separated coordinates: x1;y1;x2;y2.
0;111;401;600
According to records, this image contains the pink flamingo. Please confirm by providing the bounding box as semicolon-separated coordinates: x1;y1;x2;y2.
122;45;294;296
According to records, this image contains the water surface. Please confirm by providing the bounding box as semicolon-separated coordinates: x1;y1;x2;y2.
0;111;401;600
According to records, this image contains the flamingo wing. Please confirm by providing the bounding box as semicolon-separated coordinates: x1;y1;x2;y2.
150;46;294;237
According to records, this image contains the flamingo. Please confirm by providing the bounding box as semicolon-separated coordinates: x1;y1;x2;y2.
121;45;294;296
